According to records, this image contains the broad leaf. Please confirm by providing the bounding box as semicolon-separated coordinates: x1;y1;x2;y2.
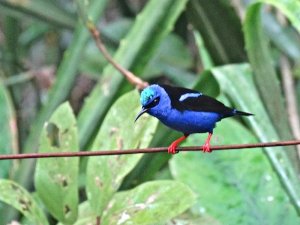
35;102;79;224
23;0;108;153
58;201;94;225
0;83;17;220
0;84;16;179
101;181;195;225
142;34;193;79
0;179;48;225
161;212;221;225
262;14;300;62
211;64;299;175
259;0;300;31
244;1;293;141
79;19;133;78
78;0;188;148
170;118;300;225
0;0;75;29
187;0;246;64
211;63;300;217
19;0;108;191
75;181;195;224
86;90;158;216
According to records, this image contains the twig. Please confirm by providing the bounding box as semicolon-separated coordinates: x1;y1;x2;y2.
87;22;148;90
96;216;101;225
0;140;300;160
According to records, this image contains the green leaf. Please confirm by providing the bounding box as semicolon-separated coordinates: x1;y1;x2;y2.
263;14;300;62
86;90;158;216
244;1;294;141
79;41;113;78
211;63;300;216
0;83;17;222
142;34;193;78
101;19;133;43
259;0;300;31
34;102;79;224
187;0;246;64
0;0;75;29
101;181;195;225
0;179;48;225
77;0;188;148
79;19;134;78
170;118;300;225
194;31;214;70
19;0;108;189
58;201;94;225
161;211;221;225
24;0;108;153
0;84;16;179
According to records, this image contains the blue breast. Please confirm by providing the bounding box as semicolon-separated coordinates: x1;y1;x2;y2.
155;108;222;134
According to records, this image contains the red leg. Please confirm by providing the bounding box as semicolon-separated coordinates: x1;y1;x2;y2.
202;132;213;153
168;135;189;154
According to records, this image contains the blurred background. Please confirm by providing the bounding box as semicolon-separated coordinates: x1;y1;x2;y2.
0;0;300;224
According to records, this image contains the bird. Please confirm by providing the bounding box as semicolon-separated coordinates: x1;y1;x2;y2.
135;84;253;154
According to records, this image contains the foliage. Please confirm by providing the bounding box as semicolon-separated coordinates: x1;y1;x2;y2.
0;0;300;224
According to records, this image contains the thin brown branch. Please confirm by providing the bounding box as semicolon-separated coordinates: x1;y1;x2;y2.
87;22;148;90
1;140;300;160
96;216;101;225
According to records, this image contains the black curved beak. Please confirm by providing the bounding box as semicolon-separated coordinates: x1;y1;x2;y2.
135;107;149;122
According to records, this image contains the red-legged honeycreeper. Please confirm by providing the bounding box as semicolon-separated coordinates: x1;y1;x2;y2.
135;84;253;154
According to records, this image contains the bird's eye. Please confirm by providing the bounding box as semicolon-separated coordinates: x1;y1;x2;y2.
145;97;160;108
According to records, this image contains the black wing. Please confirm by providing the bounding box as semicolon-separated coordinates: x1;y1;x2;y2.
161;84;233;115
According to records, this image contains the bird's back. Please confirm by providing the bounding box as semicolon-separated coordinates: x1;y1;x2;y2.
161;84;234;116
157;85;251;134
138;84;252;135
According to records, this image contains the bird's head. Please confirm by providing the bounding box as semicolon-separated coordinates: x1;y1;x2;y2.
135;84;170;122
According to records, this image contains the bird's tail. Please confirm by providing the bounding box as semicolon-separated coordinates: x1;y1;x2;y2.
234;110;253;116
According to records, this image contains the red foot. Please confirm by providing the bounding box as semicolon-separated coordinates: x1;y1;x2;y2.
168;142;178;154
167;135;189;154
202;133;213;153
202;143;211;153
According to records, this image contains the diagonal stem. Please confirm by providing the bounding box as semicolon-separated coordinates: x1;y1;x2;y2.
87;22;148;90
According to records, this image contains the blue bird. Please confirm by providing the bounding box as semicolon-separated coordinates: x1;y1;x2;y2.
135;84;253;154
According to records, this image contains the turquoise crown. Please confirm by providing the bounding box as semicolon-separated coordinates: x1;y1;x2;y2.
140;86;156;106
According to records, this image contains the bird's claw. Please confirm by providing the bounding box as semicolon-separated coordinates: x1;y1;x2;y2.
202;143;212;153
202;132;213;153
167;135;188;154
168;145;179;154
